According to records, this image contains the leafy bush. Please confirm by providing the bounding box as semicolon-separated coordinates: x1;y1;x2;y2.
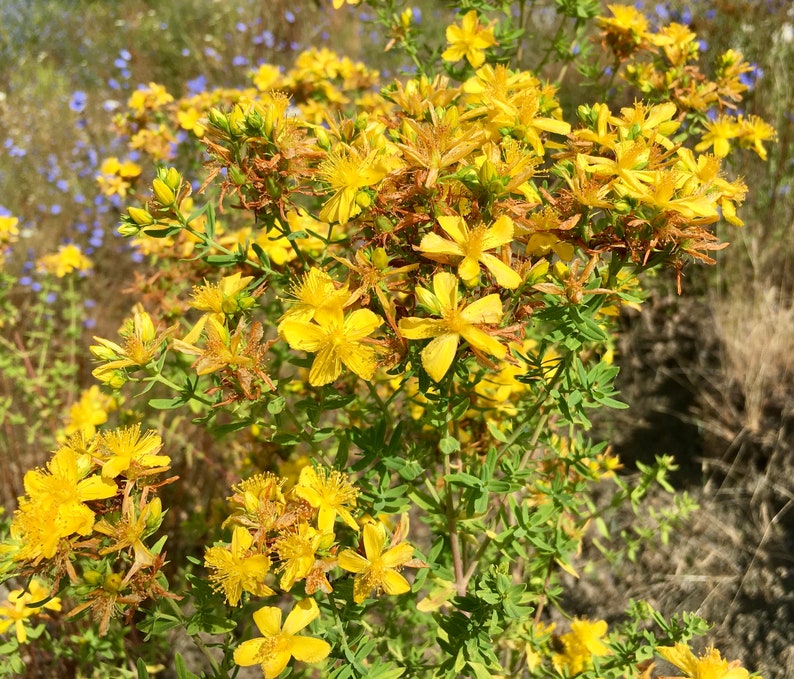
0;1;774;677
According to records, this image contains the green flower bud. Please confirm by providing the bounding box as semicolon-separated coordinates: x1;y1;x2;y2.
229;165;247;186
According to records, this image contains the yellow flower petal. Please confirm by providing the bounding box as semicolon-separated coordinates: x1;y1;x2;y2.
280;320;327;352
282;598;320;635
338;549;370;574
421;333;460;382
479;253;522;289
253;606;283;637
381;569;411;596
234;638;268;667
308;345;343;386
290;636;331;663
460;325;507;359
460;294;503;324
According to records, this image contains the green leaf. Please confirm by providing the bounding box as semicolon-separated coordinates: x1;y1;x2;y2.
136;658;150;679
174;653;200;679
148;397;185;410
439;436;460;455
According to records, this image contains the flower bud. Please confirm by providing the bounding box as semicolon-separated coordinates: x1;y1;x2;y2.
315;127;331;151
229;165;247;186
372;247;389;270
117;221;141;238
355;191;372;209
164;167;182;191
103;573;123;594
152;178;175;207
144;497;163;530
128;206;154;226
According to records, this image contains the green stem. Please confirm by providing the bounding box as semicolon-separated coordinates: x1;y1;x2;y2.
163;597;226;677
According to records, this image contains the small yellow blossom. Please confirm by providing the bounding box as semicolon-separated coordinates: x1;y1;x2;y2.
99;423;170;479
205;526;274;606
292;466;359;533
552;617;610;674
278;267;349;329
36;244;93;277
62;385;116;439
398;272;507;382
419;214;522;289
17;443;117;559
318;145;390;225
280;307;382;386
0;579;61;644
657;642;751;679
442;11;497;69
274;523;333;591
338;521;414;603
695;115;741;158
233;599;331;679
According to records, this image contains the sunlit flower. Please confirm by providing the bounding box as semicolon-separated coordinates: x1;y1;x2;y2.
278;267;349;328
736;115;776;161
318;145;390;225
94;497;162;569
233;599;331;678
280;308;382;386
62;385;116;439
398;272;507;382
205;526;274;606
552;617;610;674
442;11;497;69
419;214;522;288
337;521;414;603
99;423;170;479
292;466;359;533
274;523;333;591
0;579;61;643
657;642;751;679
36;244;93;277
695;115;741;158
18;443;117;559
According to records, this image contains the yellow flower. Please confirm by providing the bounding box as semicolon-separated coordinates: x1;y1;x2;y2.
332;0;360;8
274;523;333;591
62;385;116;439
338;521;414;603
292;466;359;533
233;599;331;678
552;617;610;674
278;267;349;328
0;215;19;245
318;145;390;225
657;643;751;679
736;115;776;161
695;115;741;158
94;498;162;569
442;11;497;69
398;272;507;382
18;443;117;558
280;308;382;386
36;244;93;277
91;304;177;385
0;579;61;644
99;423;170;479
205;526;275;606
419;214;522;289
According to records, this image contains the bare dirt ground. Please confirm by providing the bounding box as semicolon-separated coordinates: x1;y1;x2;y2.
575;292;794;678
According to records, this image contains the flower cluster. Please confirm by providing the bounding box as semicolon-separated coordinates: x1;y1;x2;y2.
205;465;419;677
598;4;776;160
1;425;173;635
